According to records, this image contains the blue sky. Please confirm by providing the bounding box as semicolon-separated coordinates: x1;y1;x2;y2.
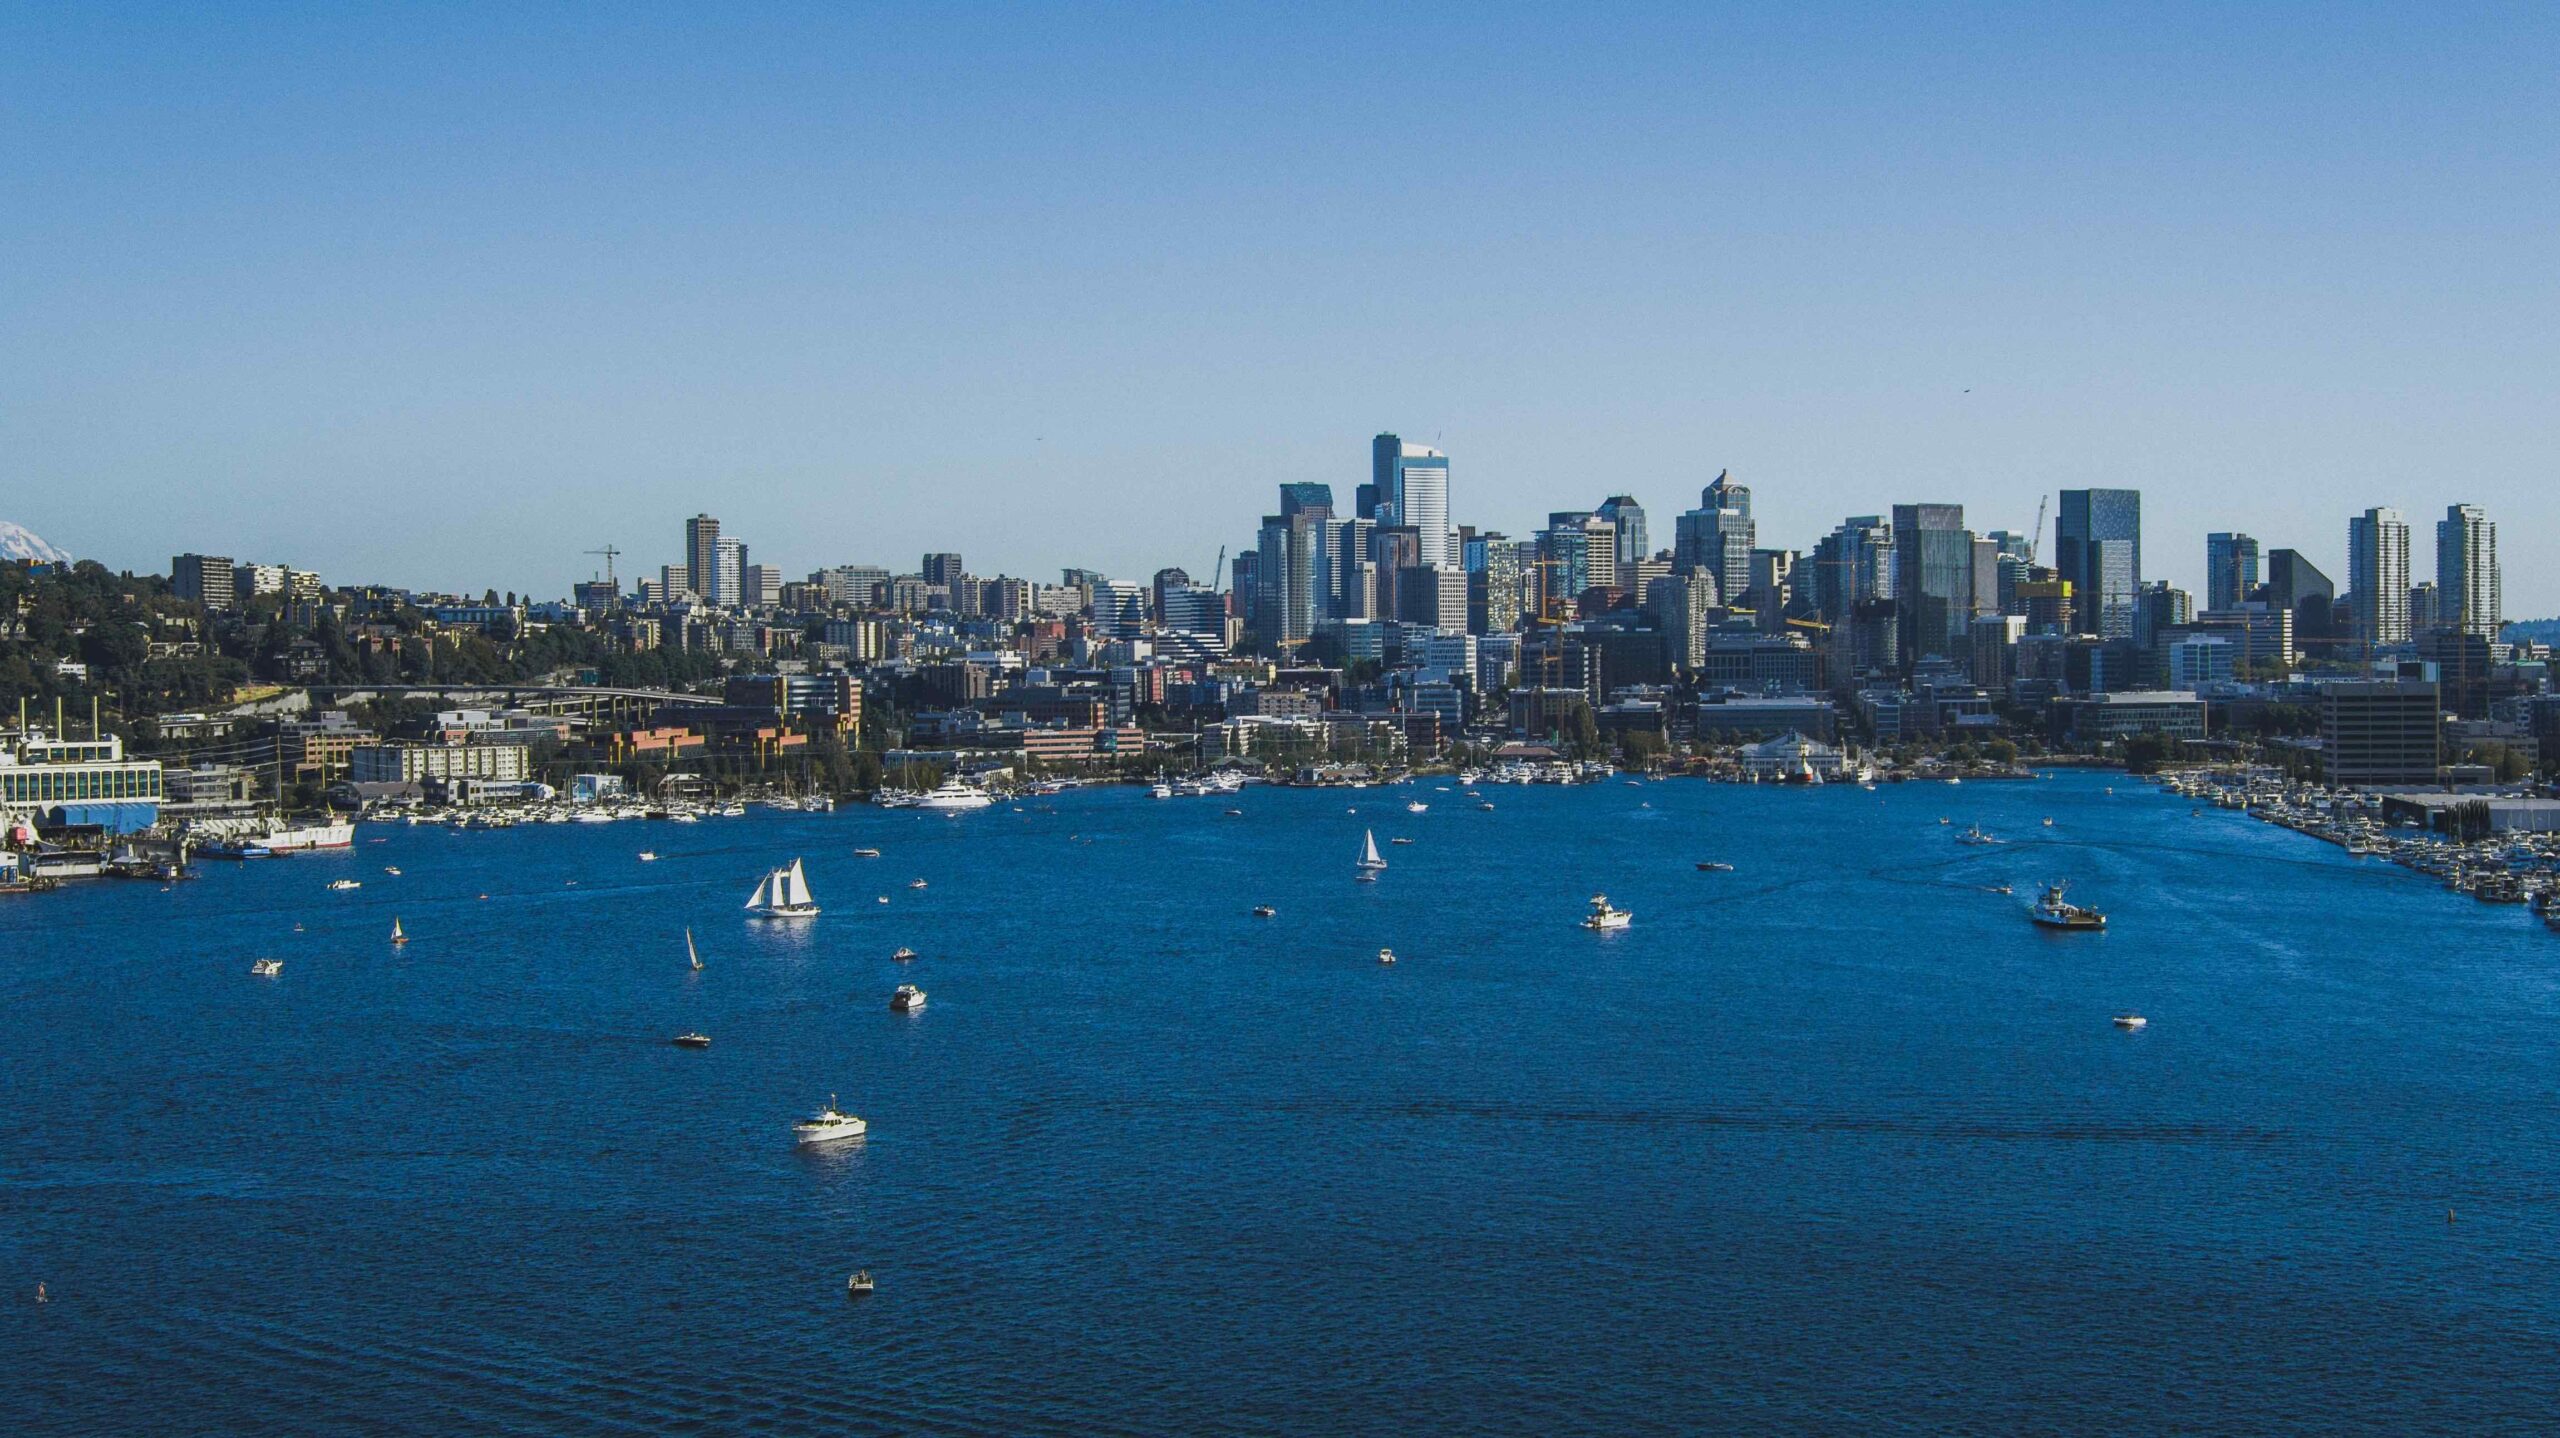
4;3;2554;611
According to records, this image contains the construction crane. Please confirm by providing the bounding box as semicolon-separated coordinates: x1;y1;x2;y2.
584;545;621;583
2027;496;2047;566
1212;544;1226;592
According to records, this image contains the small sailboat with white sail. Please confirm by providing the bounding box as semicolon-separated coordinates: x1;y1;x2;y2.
745;858;822;919
1355;829;1388;879
687;927;704;971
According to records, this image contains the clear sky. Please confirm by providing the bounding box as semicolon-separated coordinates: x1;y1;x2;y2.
4;3;2554;612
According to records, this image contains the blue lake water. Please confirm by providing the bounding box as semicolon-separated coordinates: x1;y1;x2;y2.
6;770;2559;1435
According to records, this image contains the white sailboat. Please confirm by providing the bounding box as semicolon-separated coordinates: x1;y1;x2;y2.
745;858;822;918
390;917;408;946
1356;829;1388;874
687;927;703;971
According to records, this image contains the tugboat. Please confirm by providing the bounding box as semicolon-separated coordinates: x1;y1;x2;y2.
1581;894;1633;931
793;1096;867;1145
2030;883;2107;931
890;983;927;1013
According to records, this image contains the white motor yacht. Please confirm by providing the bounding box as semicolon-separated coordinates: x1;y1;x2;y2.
890;983;927;1013
793;1096;867;1145
1582;894;1633;930
915;778;994;813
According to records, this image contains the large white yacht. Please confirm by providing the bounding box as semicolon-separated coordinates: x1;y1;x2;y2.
745;858;821;918
915;777;994;812
793;1096;867;1145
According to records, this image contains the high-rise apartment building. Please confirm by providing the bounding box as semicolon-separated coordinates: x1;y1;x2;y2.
2347;507;2411;647
2205;532;2260;612
922;553;966;589
685;515;721;605
2056;489;2141;639
171;554;238;611
711;537;746;608
2435;503;2501;638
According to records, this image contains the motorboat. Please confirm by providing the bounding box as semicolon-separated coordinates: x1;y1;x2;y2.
383;866;401;876
745;858;822;918
1406;801;1429;814
1390;837;1415;846
1377;947;1397;965
793;1096;867;1145
1696;861;1735;872
1582;894;1633;931
915;778;995;813
638;851;658;862
2030;883;2107;931
908;878;928;890
846;1270;875;1296
327;879;362;892
672;1032;711;1048
853;848;882;859
890;984;927;1013
1477;801;1495;811
250;958;283;977
2112;1014;2148;1030
1252;905;1276;918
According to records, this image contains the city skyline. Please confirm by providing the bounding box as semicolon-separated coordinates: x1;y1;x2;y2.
5;7;2557;609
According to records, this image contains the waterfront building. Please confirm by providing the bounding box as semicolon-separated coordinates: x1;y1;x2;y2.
2059;690;2208;743
2056;489;2141;639
1738;731;1847;780
1695;695;1840;741
348;742;534;786
171;554;237;612
2347;507;2411;648
1890;503;1973;668
2435;503;2501;638
2205;532;2260;612
2320;680;2441;787
0;732;165;832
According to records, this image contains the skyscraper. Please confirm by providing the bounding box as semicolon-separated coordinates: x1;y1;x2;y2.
1810;516;1894;623
2205;532;2260;612
1376;441;1454;569
2435;503;2501;638
1594;496;1649;569
2263;549;2336;641
1673;471;1754;608
922;553;966;589
685;514;721;603
2347;507;2411;647
711;537;746;608
2056;490;2141;639
1891;503;1973;667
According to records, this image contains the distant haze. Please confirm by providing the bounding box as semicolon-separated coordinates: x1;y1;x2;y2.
3;6;2553;611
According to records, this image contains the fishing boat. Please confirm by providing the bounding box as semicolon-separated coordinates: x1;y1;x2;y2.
672;1032;711;1048
745;859;821;918
687;928;703;971
793;1096;867;1145
390;917;408;946
890;983;927;1013
1581;894;1633;931
2030;883;2107;931
250;958;283;977
1356;830;1388;874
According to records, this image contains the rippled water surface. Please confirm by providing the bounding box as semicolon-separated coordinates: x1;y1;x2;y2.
7;772;2559;1434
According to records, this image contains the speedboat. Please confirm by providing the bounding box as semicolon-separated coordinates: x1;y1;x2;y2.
638;851;658;862
745;858;821;918
908;878;927;890
1696;861;1735;872
891;946;917;961
1251;905;1276;918
853;848;882;859
1406;801;1429;814
672;1032;711;1048
327;879;362;891
2030;883;2107;931
250;958;283;977
793;1096;867;1145
2112;1014;2147;1030
1582;894;1633;930
890;984;927;1013
1377;947;1397;965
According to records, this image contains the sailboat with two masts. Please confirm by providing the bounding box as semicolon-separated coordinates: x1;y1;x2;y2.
745;858;822;919
1355;829;1388;881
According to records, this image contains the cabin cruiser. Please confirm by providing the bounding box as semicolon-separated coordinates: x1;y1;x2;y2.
745;858;821;918
1377;947;1397;964
890;984;927;1013
915;778;994;813
2030;883;2107;931
793;1096;867;1145
1582;894;1633;930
